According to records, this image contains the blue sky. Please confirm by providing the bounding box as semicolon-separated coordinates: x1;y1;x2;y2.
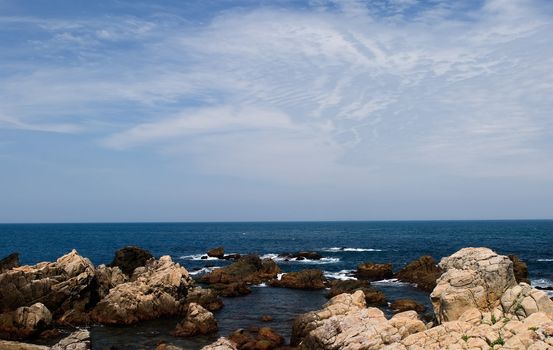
1;0;552;222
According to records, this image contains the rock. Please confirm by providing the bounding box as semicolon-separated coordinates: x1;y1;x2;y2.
222;254;241;261
500;282;553;319
431;247;517;324
356;262;393;281
260;315;273;322
390;299;426;313
207;247;225;259
186;287;224;311
228;327;285;350
156;343;185;350
291;290;367;346
395;255;442;292
292;292;426;349
201;255;280;286
327;280;387;305
270;269;326;290
91;255;192;324
0;303;52;339
109;246;153;276
509;254;530;284
94;265;128;300
201;337;238;350
0;340;49;350
0;250;96;321
172;303;218;337
51;329;90;350
0;252;19;273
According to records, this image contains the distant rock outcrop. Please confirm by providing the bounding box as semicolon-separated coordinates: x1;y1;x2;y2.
0;253;19;273
109;246;153;276
395;255;442;292
201;255;280;287
356;262;393;281
271;269;326;290
327;280;386;305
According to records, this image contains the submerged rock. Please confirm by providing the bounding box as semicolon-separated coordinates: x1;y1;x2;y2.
390;299;426;313
431;247;517;323
271;269;326;290
172;303;218;337
327;280;386;305
356;262;393;281
109;246;153;276
0;252;20;273
395;255;442;292
91;255;192;324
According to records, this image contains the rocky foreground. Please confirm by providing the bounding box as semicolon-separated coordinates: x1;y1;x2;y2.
0;246;551;350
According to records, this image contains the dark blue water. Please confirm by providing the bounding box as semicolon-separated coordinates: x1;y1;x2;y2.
1;220;552;349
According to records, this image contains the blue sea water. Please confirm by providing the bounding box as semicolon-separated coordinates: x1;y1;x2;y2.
1;220;552;349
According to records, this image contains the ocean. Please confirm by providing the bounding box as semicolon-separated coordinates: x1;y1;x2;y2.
1;220;552;349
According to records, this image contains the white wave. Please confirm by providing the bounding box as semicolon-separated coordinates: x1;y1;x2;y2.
180;254;219;261
537;258;553;262
260;253;339;264
188;266;221;276
321;247;383;252
324;270;357;281
253;283;268;287
371;278;412;287
277;273;284;281
531;278;553;289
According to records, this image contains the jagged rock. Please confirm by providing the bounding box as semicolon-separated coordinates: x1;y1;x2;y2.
172;303;218;337
509;254;530;284
227;327;285;350
390;299;426;313
94;265;128;300
91;255;192;324
186;287;224;311
395;256;442;292
293;291;426;349
327;280;387;305
0;340;49;350
356;262;393;281
271;269;326;290
500;282;553;320
156;343;185;350
0;303;52;339
51;329;90;350
201;255;280;285
0;250;96;321
208;247;225;259
279;252;322;261
201;337;238;350
109;246;153;275
0;253;19;273
431;247;517;323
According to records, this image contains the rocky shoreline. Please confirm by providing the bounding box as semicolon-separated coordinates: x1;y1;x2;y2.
0;246;551;349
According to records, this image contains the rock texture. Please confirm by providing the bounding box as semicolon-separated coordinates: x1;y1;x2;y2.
51;329;90;350
292;290;426;349
202;337;238;350
109;246;153;276
431;247;517;323
271;269;326;290
208;247;225;259
390;300;426;314
201;255;280;286
0;303;52;339
327;280;386;305
91;255;192;324
0;250;96;321
94;265;128;300
172;303;218;337
509;255;530;284
395;256;442;292
0;252;19;273
356;263;393;281
186;286;224;311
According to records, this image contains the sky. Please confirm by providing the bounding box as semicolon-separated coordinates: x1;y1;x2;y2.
0;0;552;223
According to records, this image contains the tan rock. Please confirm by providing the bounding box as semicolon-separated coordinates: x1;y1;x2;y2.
0;303;52;339
201;337;238;350
172;303;218;337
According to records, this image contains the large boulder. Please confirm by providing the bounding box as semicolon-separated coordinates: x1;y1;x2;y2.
0;253;19;273
0;250;96;321
327;280;386;305
201;255;280;286
207;247;225;259
94;265;128;300
356;262;393;281
0;303;52;340
395;256;442;292
270;269;326;290
51;329;90;350
91;255;192;324
292;291;426;349
109;246;153;276
185;287;224;311
172;303;218;337
508;254;530;284
431;247;517;323
201;337;238;350
228;327;285;350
